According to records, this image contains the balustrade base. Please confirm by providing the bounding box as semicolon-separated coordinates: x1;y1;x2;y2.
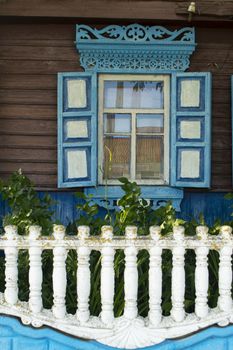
0;293;233;349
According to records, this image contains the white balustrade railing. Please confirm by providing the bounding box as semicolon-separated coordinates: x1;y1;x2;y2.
0;224;233;349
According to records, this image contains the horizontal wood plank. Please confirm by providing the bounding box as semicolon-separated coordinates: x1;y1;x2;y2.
0;119;57;135
211;175;232;189
0;162;57;174
0;173;57;187
0;24;75;40
0;60;80;74
0;45;77;61
0;0;231;22
213;163;231;176
0;135;57;148
0;104;56;119
176;1;233;17
0;148;57;161
0;74;57;90
0;89;57;105
212;151;232;164
0;1;182;20
0;39;74;47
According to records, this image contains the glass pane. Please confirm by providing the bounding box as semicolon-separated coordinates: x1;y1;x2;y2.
104;81;163;109
136;136;164;179
136;114;164;133
103;136;130;179
104;113;131;133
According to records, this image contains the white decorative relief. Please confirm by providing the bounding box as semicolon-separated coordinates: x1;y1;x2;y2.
180;149;200;178
66;120;88;139
180;79;200;107
67;149;87;179
1;224;233;349
4;226;18;306
52;225;67;319
171;226;185;322
180;120;201;139
29;226;42;314
67;79;87;109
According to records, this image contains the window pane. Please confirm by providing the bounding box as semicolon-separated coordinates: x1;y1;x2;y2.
104;113;131;133
136;136;164;179
104;136;131;179
136;114;164;133
104;81;163;109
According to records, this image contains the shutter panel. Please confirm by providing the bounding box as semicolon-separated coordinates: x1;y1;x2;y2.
58;72;97;188
171;72;211;188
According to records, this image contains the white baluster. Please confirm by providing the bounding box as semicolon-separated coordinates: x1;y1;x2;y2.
148;226;162;326
101;226;115;324
124;226;138;320
195;226;209;318
171;226;185;322
52;225;67;319
29;225;43;313
4;226;18;305
218;226;232;312
77;226;91;323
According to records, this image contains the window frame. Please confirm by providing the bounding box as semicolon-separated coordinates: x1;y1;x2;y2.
98;74;170;186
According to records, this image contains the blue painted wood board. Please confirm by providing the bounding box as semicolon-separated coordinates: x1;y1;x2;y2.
1;316;233;350
1;192;232;228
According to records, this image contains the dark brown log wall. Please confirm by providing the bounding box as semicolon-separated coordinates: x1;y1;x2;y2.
0;24;232;190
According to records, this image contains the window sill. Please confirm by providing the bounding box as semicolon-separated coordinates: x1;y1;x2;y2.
84;186;184;211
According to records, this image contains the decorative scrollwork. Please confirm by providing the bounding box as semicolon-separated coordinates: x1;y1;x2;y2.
77;24;195;43
79;50;191;72
76;24;196;72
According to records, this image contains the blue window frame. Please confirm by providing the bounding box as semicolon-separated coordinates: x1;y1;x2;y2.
57;24;212;209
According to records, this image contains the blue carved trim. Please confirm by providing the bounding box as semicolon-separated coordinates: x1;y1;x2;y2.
77;24;195;43
84;186;184;211
76;24;196;73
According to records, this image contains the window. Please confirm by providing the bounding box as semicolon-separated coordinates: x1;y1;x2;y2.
57;24;212;209
98;75;170;185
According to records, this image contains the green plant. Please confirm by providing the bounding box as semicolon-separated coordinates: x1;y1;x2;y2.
0;170;54;235
75;192;109;235
0;173;227;318
0;170;56;305
74;178;187;316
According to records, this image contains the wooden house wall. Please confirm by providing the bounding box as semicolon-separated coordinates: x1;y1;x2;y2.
0;23;232;191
